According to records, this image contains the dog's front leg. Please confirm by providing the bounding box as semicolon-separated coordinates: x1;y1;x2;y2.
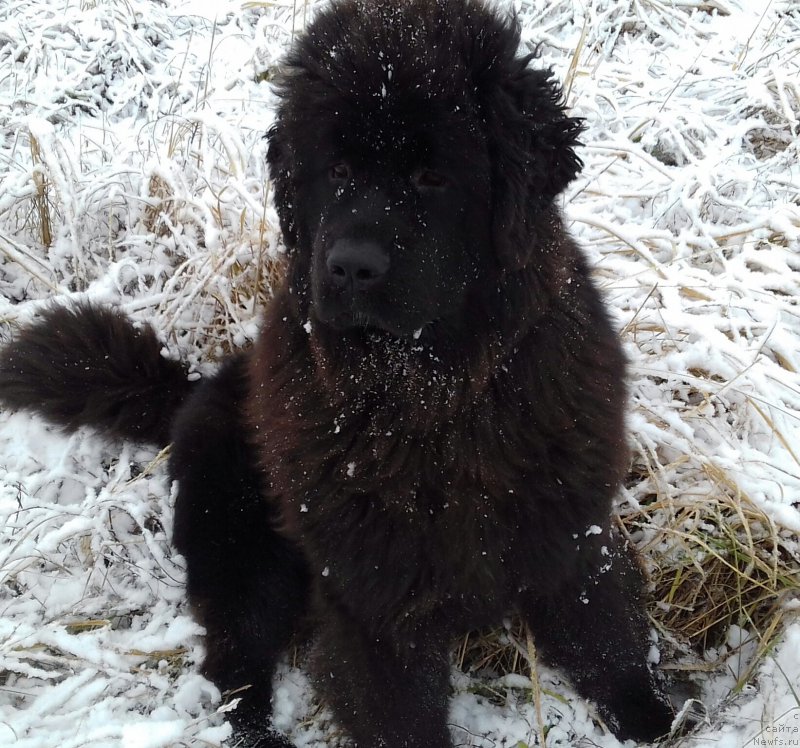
313;601;453;748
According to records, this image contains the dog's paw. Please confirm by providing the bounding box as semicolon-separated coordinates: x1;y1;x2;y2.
232;728;295;748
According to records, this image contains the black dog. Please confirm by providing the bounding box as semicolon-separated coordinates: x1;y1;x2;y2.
0;0;675;745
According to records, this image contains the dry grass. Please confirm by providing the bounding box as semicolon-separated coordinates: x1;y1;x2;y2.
27;133;52;249
631;474;799;682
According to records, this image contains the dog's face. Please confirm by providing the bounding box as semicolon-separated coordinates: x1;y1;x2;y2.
290;102;493;337
267;0;584;341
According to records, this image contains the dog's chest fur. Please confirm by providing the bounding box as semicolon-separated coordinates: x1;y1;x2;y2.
245;293;617;632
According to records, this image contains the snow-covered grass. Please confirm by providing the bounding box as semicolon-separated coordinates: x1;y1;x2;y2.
0;0;798;746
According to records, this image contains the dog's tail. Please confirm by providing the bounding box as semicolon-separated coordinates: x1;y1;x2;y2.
0;302;195;446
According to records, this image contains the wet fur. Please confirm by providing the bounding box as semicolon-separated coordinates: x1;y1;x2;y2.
0;0;674;745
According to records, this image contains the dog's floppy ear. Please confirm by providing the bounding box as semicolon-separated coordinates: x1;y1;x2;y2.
486;63;584;270
266;120;298;249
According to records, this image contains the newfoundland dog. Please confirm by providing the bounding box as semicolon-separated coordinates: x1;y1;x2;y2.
0;0;675;745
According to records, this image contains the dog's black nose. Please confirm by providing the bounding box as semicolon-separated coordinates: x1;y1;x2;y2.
326;240;390;291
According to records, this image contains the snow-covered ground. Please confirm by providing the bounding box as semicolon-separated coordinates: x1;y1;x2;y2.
0;0;798;746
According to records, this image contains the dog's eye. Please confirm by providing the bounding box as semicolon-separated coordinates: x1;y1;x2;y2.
329;163;350;182
414;170;448;190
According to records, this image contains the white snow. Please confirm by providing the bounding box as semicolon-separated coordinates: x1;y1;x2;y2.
1;0;798;747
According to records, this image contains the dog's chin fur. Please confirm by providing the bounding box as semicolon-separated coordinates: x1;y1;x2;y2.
305;320;483;412
314;309;416;338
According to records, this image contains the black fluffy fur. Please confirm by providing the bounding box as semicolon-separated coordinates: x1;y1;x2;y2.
0;1;675;746
0;302;192;444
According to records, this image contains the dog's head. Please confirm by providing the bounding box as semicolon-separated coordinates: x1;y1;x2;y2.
267;0;583;340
